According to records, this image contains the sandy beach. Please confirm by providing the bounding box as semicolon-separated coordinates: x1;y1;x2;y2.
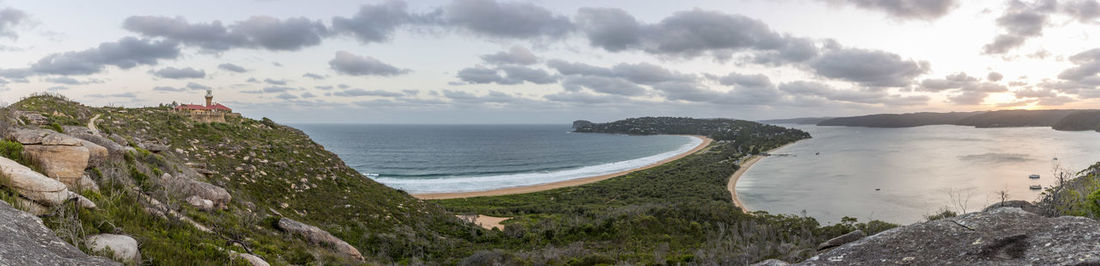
727;141;800;212
415;135;713;200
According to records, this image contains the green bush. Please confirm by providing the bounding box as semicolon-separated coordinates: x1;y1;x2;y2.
1086;189;1100;217
0;140;28;165
49;122;64;133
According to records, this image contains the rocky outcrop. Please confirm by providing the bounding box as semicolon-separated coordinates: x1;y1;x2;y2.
0;201;118;265
982;200;1039;214
185;195;215;211
816;230;864;251
800;208;1100;265
0;157;87;208
163;173;231;209
752;259;790;266
276;218;364;261
5;129;91;187
85;234;141;264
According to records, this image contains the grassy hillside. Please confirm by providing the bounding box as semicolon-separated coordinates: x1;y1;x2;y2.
436;117;893;264
0;94;481;264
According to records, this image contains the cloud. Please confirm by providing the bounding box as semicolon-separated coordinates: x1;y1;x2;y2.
575;8;819;62
818;0;959;20
561;75;647;96
456;65;557;85
150;66;206;79
480;46;538;65
332;88;404;97
987;72;1004;81
0;7;28;39
263;86;294;93
918;72;1007;104
808;48;929;87
442;0;572;39
218;63;247;73
186;82;211;90
302;73;326;80
779;81;926;105
86;92;137;98
332;0;420;43
711;73;774;89
0;37;180;76
329;51;409;76
544;91;628;104
123;15;328;51
441;89;532;104
301;92;316;98
276;93;299;100
44;77;102;85
153;86;185;92
264;78;287;85
983;0;1055;54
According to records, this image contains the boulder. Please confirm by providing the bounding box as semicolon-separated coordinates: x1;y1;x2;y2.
982;200;1039;214
85;234;140;264
185;196;215;211
230;252;270;266
5;129;82;146
77;140;108;167
60;126;94;136
77;175;100;192
0;201;118;265
816;230;864;251
14;111;49;126
140;142;168;153
0;157;73;206
276;218;364;261
173;179;231;209
752;259;790;266
799;208;1100;265
22;145;90;186
68;133;125;159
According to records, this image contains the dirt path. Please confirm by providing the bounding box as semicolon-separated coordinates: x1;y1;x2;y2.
415;136;712;200
87;114;100;134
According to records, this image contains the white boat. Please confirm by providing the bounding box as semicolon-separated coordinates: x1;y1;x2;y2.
1028;174;1040;179
1029;185;1042;190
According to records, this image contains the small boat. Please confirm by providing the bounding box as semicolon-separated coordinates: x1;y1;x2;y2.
1029;185;1042;190
1029;174;1040;179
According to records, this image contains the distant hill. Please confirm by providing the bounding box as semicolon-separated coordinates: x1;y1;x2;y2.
813;110;1100;131
758;117;834;125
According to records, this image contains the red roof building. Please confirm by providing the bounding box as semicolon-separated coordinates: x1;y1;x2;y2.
175;90;232;113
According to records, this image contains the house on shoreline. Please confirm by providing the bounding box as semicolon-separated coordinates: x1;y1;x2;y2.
174;90;239;123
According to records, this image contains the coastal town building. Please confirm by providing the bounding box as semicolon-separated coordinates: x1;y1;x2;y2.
174;90;239;123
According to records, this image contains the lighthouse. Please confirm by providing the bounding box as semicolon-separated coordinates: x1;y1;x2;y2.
205;89;213;107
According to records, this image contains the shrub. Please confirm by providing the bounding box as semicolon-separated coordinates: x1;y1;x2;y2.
1086;189;1100;217
925;208;957;221
0;140;28;165
49;122;65;133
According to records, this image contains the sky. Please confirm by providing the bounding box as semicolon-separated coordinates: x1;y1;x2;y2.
1;0;1099;124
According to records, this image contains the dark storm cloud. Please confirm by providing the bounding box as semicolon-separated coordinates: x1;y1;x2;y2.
329;51;409;76
0;37;180;77
819;0;959;20
808;48;929;87
123;15;329;51
218;63;247;73
332;0;420;44
480;46;538;65
0;7;27;39
442;0;572;39
575;8;819;62
150;67;206;79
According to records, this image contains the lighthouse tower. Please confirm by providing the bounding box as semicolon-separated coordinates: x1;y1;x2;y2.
205;90;213;107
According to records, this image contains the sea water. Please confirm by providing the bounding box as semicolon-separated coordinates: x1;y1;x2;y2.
738;124;1100;224
295;124;699;194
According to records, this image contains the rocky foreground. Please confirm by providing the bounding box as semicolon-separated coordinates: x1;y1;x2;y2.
793;204;1100;265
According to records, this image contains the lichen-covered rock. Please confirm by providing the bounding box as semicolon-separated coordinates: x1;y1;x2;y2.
78;140;108;167
800;208;1100;265
165;174;231;209
0;157;73;206
982;200;1039;214
752;259;790;266
277;218;364;261
85;234;140;264
0;201;118;265
22;145;90;186
5;129;82;146
230;252;270;266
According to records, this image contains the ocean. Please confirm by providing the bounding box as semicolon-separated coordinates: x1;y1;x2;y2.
738;124;1100;224
294;124;699;194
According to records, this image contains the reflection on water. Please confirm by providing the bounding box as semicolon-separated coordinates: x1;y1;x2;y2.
737;125;1100;224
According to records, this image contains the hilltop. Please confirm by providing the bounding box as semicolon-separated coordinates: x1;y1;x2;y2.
798;109;1100;131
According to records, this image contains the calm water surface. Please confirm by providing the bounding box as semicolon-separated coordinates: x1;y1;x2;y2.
295;124;698;194
738;125;1100;224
